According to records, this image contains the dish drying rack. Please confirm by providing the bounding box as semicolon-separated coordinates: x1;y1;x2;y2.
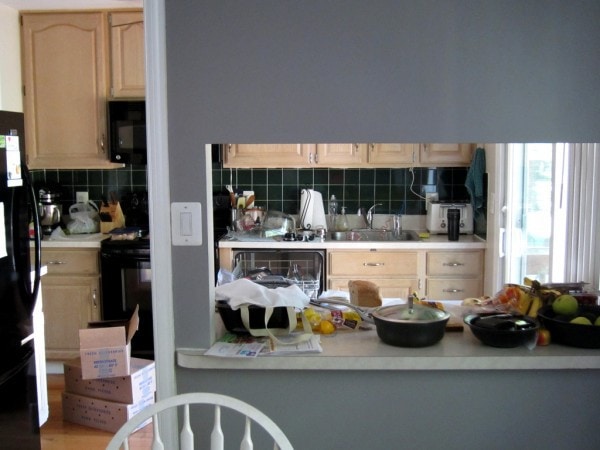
233;255;321;300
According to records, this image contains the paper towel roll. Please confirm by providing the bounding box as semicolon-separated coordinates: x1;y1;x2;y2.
299;189;327;230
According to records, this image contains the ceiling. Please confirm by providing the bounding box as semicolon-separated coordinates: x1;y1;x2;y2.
0;0;141;10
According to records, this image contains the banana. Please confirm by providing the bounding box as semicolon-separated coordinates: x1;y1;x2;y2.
517;286;533;315
527;295;542;318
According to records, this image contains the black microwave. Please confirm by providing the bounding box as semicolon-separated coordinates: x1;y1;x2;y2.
107;100;147;165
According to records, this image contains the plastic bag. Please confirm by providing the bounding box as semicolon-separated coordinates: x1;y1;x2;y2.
67;201;100;234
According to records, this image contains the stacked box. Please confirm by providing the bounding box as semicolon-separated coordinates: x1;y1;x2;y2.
62;357;156;433
63;306;156;433
62;391;154;433
78;306;140;379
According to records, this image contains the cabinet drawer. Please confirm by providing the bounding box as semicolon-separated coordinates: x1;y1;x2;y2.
328;278;418;299
427;251;483;277
39;249;99;276
329;251;418;277
426;278;482;300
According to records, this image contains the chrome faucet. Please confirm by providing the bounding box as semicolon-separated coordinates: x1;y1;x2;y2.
366;203;382;229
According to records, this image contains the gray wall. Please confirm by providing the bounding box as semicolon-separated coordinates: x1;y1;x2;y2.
164;1;600;448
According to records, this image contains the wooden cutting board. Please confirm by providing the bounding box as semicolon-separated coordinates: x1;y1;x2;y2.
446;315;464;332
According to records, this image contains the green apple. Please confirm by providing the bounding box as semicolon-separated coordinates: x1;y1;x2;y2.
594;316;600;326
552;294;578;316
570;316;592;325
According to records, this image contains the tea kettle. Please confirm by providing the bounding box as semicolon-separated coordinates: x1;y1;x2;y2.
38;188;62;235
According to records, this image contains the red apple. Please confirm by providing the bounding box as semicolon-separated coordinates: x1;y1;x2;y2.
537;328;551;346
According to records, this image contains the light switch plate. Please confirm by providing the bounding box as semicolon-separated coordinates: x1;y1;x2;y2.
76;191;89;203
171;202;202;246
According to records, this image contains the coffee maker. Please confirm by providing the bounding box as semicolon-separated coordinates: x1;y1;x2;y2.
38;188;62;235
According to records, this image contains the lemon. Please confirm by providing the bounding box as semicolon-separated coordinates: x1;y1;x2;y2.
319;320;336;335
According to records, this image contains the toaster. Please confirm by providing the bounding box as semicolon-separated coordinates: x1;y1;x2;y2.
426;202;474;234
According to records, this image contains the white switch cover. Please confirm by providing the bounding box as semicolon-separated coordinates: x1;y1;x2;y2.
76;191;89;203
171;202;202;246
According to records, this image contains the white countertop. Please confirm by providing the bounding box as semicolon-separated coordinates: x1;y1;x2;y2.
176;326;600;371
40;232;108;248
219;233;487;250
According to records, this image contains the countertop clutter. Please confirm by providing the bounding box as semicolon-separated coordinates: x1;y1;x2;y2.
177;325;600;371
40;232;107;248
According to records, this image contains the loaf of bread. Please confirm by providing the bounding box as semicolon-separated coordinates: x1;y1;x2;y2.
348;280;382;307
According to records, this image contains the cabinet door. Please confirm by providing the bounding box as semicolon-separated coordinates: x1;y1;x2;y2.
21;13;117;169
315;144;366;167
223;144;314;168
42;276;101;359
426;251;483;277
367;143;417;166
328;277;418;299
109;11;145;98
329;250;419;277
418;144;474;166
426;278;482;301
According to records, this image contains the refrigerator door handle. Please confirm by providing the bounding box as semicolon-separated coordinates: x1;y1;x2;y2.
23;164;41;313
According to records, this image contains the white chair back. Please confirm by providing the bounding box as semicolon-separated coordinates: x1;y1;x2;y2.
106;392;293;450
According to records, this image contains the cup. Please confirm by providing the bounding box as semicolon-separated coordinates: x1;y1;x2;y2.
447;209;460;241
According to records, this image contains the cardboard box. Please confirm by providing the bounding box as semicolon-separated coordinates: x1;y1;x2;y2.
79;306;139;380
64;357;155;404
62;391;154;433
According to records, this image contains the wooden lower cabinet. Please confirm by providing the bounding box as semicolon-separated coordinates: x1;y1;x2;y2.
41;276;101;359
425;250;484;300
38;248;102;359
327;248;484;301
328;250;422;299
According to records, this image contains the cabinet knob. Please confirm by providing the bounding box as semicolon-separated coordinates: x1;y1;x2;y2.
47;260;66;265
100;134;105;153
92;289;98;308
443;262;465;267
363;262;384;267
443;288;464;293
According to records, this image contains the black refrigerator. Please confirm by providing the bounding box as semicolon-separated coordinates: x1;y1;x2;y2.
0;110;43;449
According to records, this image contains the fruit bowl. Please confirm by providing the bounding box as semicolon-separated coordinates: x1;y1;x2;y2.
537;305;600;348
464;313;539;348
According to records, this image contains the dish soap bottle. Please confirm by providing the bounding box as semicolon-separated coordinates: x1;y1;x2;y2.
328;195;338;231
336;206;349;231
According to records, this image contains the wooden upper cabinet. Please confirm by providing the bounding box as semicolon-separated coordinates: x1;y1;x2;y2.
21;12;119;169
315;144;366;167
109;11;145;98
367;143;417;166
222;143;476;168
418;143;474;166
223;144;314;168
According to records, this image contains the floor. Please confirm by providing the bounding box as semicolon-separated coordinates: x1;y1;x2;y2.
41;374;152;449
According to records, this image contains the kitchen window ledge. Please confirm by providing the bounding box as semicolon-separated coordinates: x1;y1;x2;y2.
176;329;600;371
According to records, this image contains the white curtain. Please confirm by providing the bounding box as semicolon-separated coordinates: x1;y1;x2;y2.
564;144;600;290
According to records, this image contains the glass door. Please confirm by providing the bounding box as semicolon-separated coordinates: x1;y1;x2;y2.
503;144;567;285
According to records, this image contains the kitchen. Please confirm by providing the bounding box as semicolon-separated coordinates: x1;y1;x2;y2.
2;1;600;449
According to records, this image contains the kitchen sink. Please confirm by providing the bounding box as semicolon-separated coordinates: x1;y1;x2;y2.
332;229;421;242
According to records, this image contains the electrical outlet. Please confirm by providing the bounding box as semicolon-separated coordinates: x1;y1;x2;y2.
76;191;89;203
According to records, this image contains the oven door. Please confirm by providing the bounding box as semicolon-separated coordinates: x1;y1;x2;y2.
100;251;153;359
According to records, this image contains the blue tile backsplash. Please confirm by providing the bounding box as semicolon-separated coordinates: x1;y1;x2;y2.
31;163;469;218
30;165;148;210
212;165;469;215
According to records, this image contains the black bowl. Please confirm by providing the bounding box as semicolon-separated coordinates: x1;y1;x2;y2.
464;313;539;348
537;305;600;348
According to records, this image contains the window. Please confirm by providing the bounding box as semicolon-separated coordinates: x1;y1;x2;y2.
504;144;599;290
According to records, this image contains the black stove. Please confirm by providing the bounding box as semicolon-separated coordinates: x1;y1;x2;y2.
100;192;153;359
